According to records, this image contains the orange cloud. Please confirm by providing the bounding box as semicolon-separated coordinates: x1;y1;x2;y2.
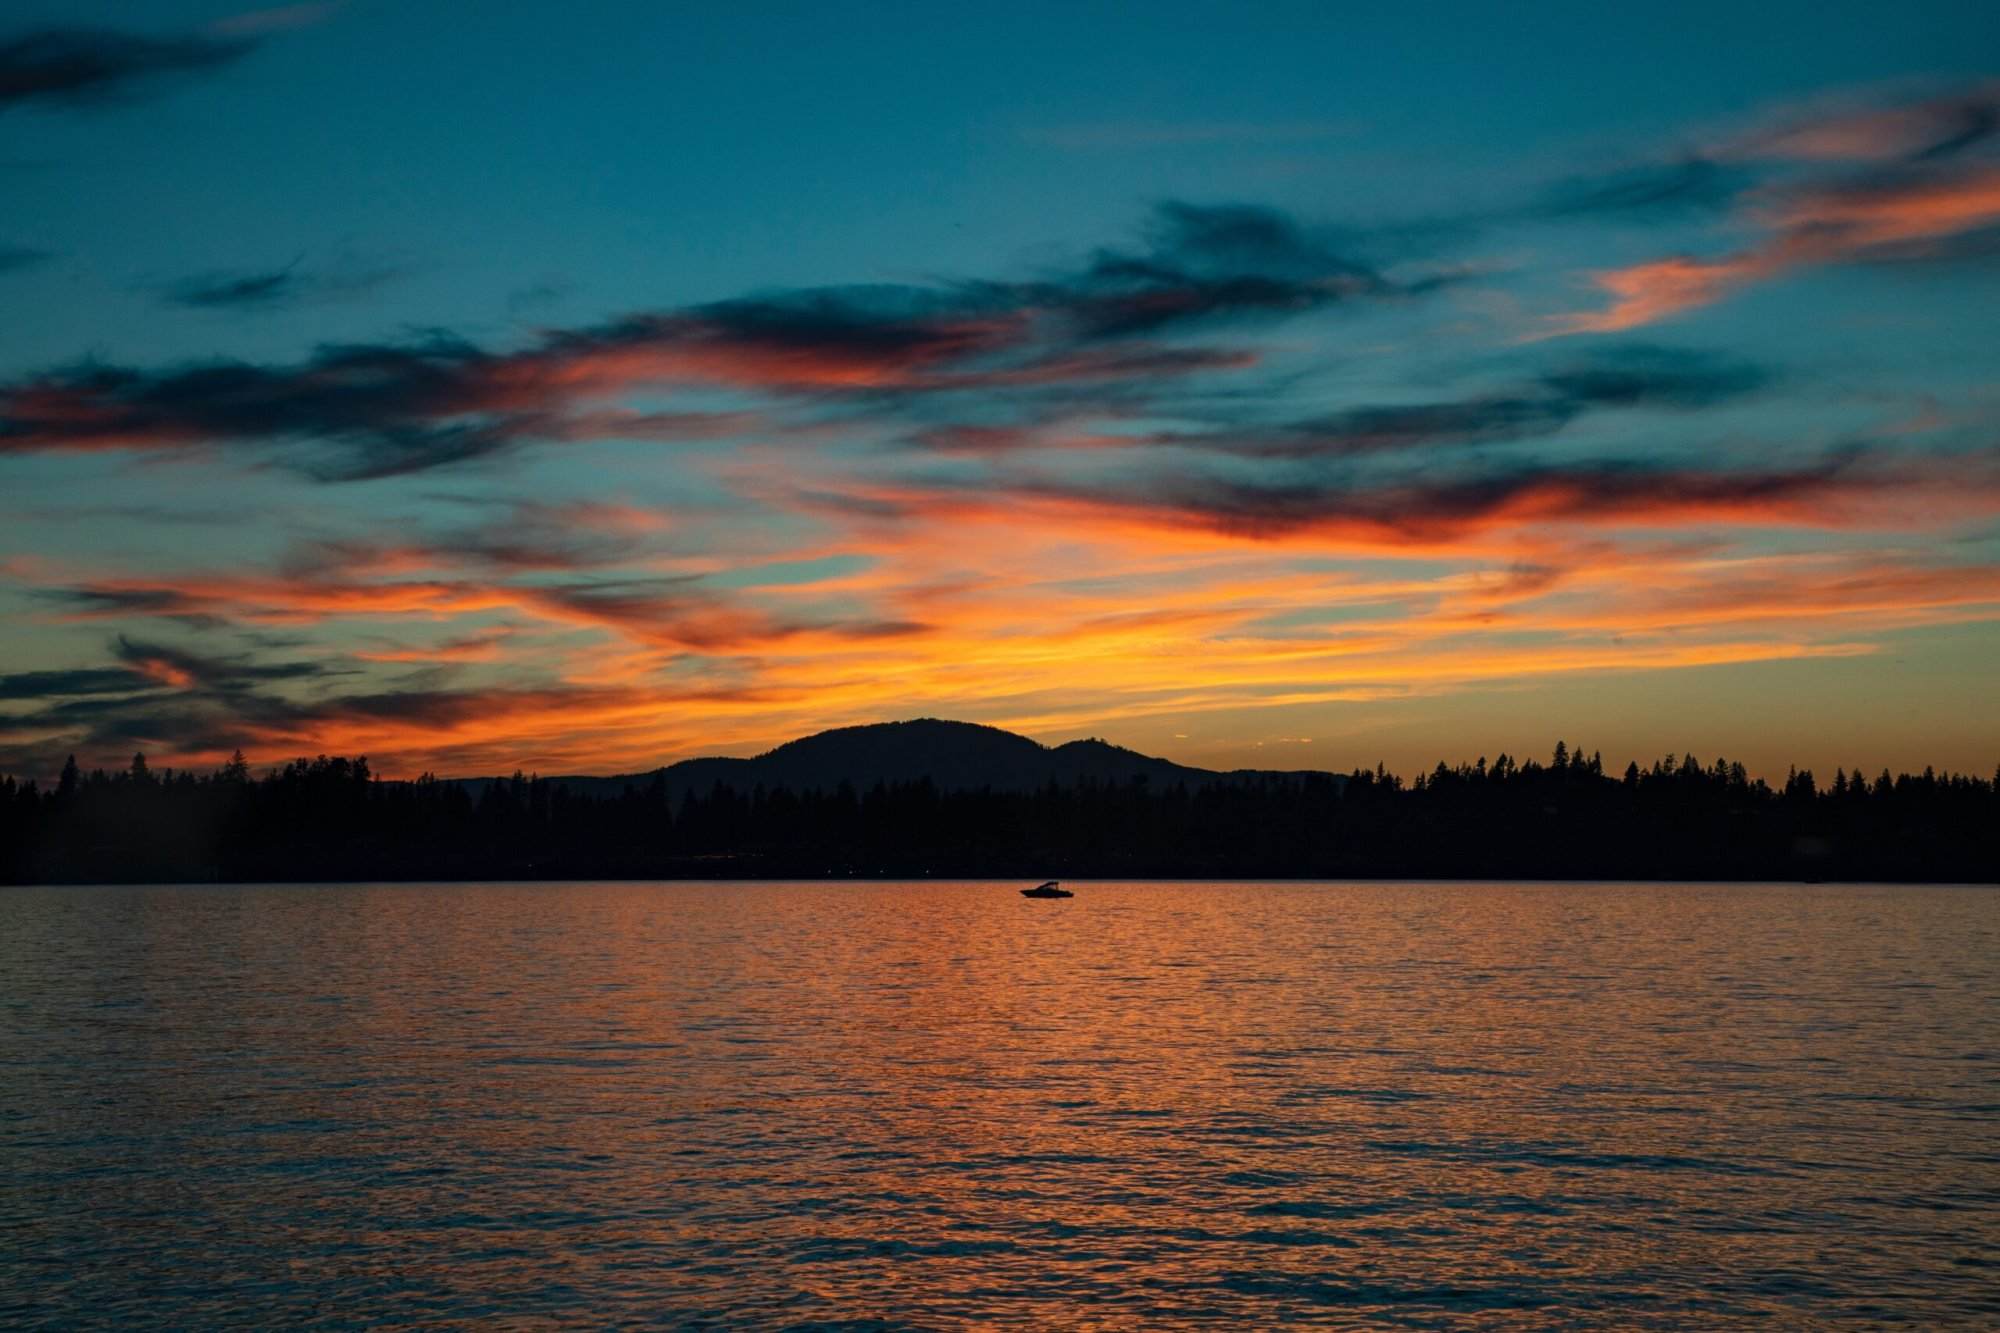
1729;83;2000;163
1559;254;1769;333
16;513;1998;779
1562;165;2000;331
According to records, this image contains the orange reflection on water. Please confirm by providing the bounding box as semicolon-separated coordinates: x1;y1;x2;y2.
7;881;1995;1325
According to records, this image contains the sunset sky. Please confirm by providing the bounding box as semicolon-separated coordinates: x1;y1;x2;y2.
3;1;1998;781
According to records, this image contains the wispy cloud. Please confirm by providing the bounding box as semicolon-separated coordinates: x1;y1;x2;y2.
164;262;306;310
0;7;337;116
211;5;345;39
1558;83;2000;331
0;666;152;701
0;26;257;112
1534;157;1749;220
894;449;1993;547
0;245;50;273
1724;82;2000;164
1139;347;1772;460
160;255;404;311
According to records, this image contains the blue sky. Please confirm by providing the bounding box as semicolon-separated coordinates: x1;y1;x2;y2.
2;2;1998;778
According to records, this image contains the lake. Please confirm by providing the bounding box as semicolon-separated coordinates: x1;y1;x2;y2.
2;880;1995;1327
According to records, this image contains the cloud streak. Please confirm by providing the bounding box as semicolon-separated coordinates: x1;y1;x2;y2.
157;254;405;312
0;26;256;112
0;245;50;273
1536;157;1748;219
1145;347;1771;460
1729;83;2000;164
1011;455;1907;544
0;667;152;701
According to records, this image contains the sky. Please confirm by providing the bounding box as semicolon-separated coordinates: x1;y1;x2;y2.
2;1;1998;782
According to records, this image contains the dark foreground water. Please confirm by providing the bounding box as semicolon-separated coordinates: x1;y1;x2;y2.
2;881;1996;1329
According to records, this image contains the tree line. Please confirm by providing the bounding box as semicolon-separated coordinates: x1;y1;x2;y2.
1;743;1995;883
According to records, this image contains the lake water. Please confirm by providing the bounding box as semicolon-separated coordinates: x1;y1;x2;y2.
2;881;1995;1328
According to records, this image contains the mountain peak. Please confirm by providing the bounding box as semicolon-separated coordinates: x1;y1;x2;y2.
761;717;1044;759
466;718;1338;799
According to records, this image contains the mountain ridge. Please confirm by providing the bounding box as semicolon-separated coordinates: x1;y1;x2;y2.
458;717;1339;799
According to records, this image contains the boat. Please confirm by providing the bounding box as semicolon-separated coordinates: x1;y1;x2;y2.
1020;880;1073;899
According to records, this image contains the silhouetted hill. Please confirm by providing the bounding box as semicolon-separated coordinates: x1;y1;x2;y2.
9;741;1995;883
460;718;1331;799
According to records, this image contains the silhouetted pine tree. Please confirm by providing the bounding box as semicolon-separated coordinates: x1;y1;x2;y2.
0;745;1993;884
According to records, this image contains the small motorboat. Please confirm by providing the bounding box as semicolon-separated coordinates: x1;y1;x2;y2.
1020;880;1073;899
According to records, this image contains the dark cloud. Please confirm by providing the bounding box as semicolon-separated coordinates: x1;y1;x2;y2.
1909;96;1999;161
44;585;212;619
161;258;431;313
545;289;1024;388
295;688;498;726
0;667;151;700
111;635;326;691
1;334;537;481
1;690;301;768
1537;157;1747;218
1233;397;1581;459
1020;451;1871;542
0;636;340;772
329;422;524;482
166;264;304;310
0;245;50;273
0;26;256;112
1534;345;1771;408
974;201;1417;340
918;346;1772;460
0;312;973;482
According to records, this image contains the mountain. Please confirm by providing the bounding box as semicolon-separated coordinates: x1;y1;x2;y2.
459;718;1337;799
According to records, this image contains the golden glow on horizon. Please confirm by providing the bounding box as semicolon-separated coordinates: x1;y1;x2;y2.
12;478;1996;779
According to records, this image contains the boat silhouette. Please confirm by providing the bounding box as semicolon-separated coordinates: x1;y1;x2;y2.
1020;880;1073;899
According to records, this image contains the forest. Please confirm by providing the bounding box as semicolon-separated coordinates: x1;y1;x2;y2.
2;742;1995;884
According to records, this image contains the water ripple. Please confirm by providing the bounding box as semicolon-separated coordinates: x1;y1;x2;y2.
2;879;1996;1328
